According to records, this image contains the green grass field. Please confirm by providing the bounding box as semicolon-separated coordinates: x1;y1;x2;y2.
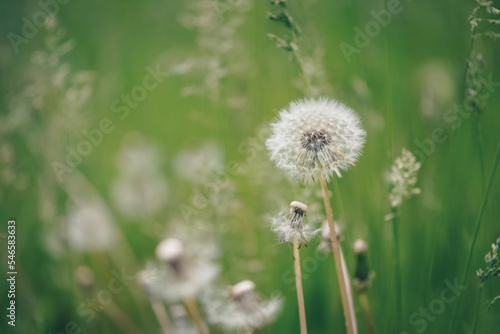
1;0;500;333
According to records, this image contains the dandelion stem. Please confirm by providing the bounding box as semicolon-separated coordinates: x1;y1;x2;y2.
293;237;308;334
148;297;171;334
448;141;500;333
320;175;356;334
359;293;375;334
184;297;209;334
390;205;403;329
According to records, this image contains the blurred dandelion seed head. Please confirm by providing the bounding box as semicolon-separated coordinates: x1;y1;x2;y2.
66;200;117;251
202;281;283;330
318;220;342;253
138;235;220;302
266;98;366;184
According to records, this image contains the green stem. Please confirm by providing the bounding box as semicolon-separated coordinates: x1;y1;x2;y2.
471;285;483;334
448;141;500;333
391;206;402;329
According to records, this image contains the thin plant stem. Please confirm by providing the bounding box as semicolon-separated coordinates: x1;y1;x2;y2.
391;205;402;329
149;297;171;334
358;293;375;334
293;237;308;334
471;285;483;334
340;245;358;333
448;141;500;333
320;175;356;334
291;31;312;96
184;297;209;334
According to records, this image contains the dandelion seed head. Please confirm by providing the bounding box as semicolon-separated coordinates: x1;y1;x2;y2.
138;236;220;302
270;201;316;245
266;98;366;183
201;282;283;330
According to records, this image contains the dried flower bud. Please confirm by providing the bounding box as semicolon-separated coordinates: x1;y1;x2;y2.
353;239;368;254
74;266;94;291
352;239;374;294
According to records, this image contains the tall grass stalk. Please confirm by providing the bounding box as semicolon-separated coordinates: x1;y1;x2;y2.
448;141;500;333
320;175;356;334
390;206;402;328
293;237;308;334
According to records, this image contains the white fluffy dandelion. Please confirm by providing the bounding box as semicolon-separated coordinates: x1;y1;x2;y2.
137;237;219;303
201;280;282;331
66;200;117;251
388;148;421;207
269;201;316;246
266;98;366;184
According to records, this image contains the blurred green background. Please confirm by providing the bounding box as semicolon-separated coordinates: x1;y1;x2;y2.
1;0;500;333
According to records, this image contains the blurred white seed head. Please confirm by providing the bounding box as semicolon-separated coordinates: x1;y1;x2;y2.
111;133;168;219
201;282;282;330
266;98;366;184
67;200;117;251
138;236;219;302
318;220;342;253
388;148;422;207
270;201;316;246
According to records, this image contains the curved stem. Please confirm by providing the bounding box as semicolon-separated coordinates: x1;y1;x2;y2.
320;176;356;334
293;237;308;334
448;141;500;333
